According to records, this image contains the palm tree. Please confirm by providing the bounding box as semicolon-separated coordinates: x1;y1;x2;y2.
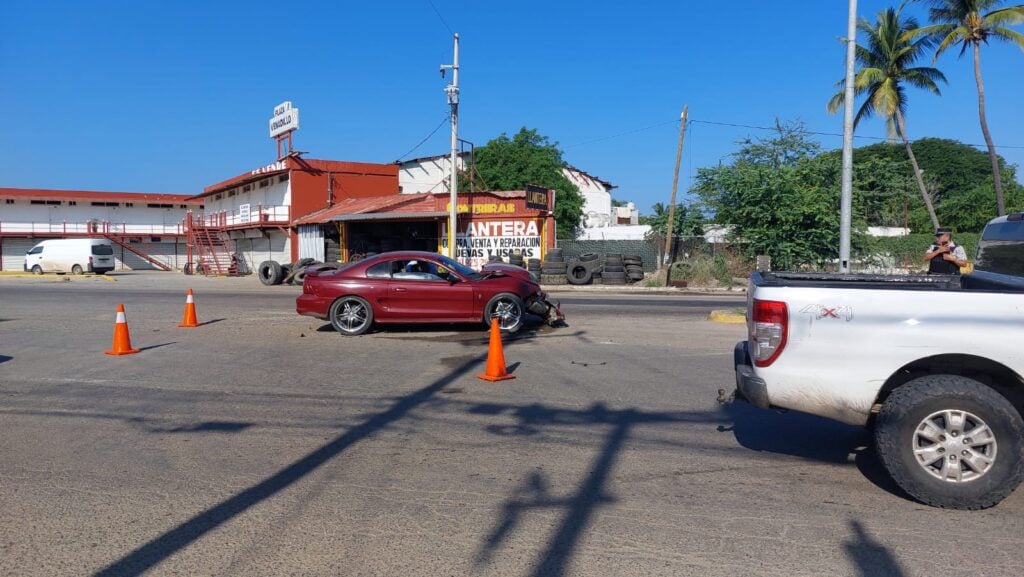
828;3;947;230
913;0;1024;217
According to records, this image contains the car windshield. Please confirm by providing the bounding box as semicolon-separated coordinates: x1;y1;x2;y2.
435;255;481;280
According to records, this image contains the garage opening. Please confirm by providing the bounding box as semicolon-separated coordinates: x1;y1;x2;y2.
345;220;438;258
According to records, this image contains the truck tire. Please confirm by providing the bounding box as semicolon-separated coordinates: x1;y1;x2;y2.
567;263;593;285
258;261;284;286
874;374;1024;510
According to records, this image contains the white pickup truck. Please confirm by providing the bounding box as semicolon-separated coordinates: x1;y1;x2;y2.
732;265;1024;510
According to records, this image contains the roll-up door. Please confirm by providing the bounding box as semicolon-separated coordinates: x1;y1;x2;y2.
1;238;42;271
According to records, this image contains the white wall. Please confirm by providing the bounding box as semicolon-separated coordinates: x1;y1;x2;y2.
201;175;291;222
398;156;463;195
1;199;190;234
232;230;290;270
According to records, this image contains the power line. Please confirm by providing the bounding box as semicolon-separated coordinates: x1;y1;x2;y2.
395;114;451;162
566;116;1024;150
426;0;454;35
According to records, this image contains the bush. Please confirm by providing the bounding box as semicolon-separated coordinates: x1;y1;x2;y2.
670;252;753;287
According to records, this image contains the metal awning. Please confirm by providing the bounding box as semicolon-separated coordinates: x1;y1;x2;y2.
328;211;448;222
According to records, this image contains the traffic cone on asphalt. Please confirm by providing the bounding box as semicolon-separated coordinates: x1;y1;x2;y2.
178;288;199;328
105;304;140;356
477;316;516;382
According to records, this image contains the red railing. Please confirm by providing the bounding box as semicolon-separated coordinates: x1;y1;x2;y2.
0;220;184;236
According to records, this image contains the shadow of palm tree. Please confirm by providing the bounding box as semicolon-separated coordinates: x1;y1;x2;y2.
844;519;905;577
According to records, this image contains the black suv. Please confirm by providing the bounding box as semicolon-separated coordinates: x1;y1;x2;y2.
976;213;1024;276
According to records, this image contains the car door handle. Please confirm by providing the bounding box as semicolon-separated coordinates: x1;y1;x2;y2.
395;287;408;292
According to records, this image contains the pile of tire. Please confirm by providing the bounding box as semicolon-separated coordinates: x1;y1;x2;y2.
539;248;568;285
526;258;542;275
623;255;645;283
257;258;339;286
566;253;601;285
601;253;627;285
509;250;525;268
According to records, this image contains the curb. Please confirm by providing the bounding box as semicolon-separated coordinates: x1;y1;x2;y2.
708;310;746;324
540;285;746;297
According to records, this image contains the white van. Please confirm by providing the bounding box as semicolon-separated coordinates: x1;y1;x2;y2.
24;239;116;275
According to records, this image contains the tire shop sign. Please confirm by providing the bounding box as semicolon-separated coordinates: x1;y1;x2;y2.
441;219;542;268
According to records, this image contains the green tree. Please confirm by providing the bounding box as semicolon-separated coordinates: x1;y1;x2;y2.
915;0;1024;216
466;128;584;239
646;202;705;237
692;122;859;270
828;3;947;230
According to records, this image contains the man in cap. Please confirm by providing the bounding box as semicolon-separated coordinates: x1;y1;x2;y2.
924;227;968;274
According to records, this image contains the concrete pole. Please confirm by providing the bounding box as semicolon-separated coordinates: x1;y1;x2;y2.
839;0;857;273
663;105;688;286
447;34;460;259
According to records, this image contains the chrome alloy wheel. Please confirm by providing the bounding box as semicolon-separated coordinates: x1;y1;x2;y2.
492;298;522;331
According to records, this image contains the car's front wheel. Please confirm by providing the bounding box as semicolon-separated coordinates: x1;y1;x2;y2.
329;296;373;336
484;293;524;334
875;374;1024;509
31;265;43;275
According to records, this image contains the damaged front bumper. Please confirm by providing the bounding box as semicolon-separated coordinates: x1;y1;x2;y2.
526;293;566;327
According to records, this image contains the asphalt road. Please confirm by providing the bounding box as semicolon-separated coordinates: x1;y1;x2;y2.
1;273;1022;577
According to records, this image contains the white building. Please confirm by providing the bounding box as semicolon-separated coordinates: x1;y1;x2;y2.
397;154;627;232
0;187;199;271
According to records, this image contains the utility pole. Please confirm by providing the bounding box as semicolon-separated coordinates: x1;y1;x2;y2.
441;34;460;258
663;105;688;286
839;0;857;273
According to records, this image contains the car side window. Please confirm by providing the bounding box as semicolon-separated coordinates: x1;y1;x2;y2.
28;246;43;255
365;262;391;278
390;259;446;282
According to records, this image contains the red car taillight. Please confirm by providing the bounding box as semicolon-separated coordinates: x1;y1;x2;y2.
750;299;788;367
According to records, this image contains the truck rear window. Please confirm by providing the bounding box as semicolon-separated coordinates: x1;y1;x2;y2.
91;245;114;255
982;222;1024;241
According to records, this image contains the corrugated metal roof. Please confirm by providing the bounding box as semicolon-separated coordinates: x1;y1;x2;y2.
294;194;443;225
0;188;198;203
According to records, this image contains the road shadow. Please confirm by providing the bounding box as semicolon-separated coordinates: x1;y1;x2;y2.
844;519;906;577
137;342;176;352
195;318;226;327
0;355;11;364
720;402;907;500
91;352;486;577
470;402;725;577
151;421;252;434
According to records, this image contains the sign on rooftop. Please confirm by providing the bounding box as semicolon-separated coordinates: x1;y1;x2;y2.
269;101;300;138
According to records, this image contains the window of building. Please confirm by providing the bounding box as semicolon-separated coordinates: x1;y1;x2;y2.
4;199;14;205
228;190;236;198
242;184;252;193
150;237;162;243
180;204;188;209
259;179;269;188
147;203;173;208
30;200;61;205
69;201;77;206
278;174;289;183
91;202;119;207
125;202;134;207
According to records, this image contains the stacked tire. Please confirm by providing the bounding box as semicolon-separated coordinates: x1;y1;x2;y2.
526;258;542;275
602;253;627;285
509;250;525;268
624;255;645;283
540;248;567;285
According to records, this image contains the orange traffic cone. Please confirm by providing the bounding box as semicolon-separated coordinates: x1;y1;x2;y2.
105;304;140;356
477;316;516;382
178;288;199;328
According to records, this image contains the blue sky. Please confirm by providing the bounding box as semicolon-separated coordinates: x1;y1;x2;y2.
2;0;1022;214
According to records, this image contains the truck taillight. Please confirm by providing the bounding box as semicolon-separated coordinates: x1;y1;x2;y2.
750;299;788;367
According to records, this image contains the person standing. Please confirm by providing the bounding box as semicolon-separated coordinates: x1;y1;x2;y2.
924;227;968;274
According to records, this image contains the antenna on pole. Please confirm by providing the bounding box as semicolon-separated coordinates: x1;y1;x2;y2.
441;34;460;259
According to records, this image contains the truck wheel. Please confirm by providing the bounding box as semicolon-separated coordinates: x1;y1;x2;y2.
875;375;1024;510
257;261;283;285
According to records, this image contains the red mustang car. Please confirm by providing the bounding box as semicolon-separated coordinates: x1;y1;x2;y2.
296;251;564;335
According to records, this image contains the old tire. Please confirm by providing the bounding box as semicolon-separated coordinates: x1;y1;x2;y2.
578;252;599;262
539;274;567;285
875;375;1024;510
484;293;524;333
603;265;625;273
258;261;284;285
329;296;374;336
294;258;316;268
567;263;593;285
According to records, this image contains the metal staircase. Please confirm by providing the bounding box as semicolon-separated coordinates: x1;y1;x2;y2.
101;235;174;271
185;213;239;276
